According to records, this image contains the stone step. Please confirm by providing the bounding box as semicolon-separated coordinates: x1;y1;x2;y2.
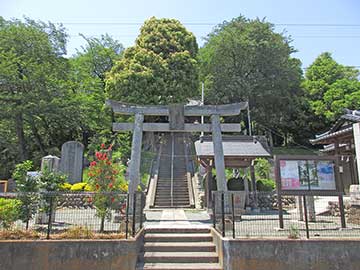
152;205;192;209
156;187;188;191
155;197;189;202
137;262;222;270
145;228;210;234
144;242;216;252
143;252;219;263
154;202;190;207
154;197;189;201
145;233;213;242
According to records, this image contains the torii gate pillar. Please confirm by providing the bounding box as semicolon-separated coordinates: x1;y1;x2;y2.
211;114;228;191
128;113;144;194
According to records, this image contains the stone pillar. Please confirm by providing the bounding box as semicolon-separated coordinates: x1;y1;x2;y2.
296;196;304;221
243;168;250;208
206;164;213;208
353;123;360;184
211;114;227;191
128;113;144;194
59;141;84;183
306;196;316;222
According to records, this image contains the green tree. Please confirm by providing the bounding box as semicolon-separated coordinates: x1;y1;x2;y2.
0;17;78;174
69;34;124;148
106;17;199;104
303;52;360;121
199;16;303;146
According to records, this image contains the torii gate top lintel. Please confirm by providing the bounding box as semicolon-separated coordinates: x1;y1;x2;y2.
106;99;248;116
106;99;248;193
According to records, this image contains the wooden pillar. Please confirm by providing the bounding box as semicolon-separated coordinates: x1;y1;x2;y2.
353;123;360;184
250;164;258;208
128;113;144;194
335;140;347;228
211;114;227;191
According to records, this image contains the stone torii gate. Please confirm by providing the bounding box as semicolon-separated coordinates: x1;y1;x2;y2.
106;100;248;194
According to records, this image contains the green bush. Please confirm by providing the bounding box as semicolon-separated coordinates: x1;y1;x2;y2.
256;179;276;191
0;198;21;229
12;160;40;227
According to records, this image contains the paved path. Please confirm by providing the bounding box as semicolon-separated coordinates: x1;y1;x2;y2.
144;209;212;228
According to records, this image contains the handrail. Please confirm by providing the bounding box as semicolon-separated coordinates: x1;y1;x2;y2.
170;133;174;207
148;140;162;208
184;135;195;208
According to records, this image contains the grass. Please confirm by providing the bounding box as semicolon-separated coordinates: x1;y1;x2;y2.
0;226;126;240
0;229;41;240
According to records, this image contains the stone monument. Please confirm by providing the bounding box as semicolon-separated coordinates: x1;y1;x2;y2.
41;155;60;172
60;141;84;184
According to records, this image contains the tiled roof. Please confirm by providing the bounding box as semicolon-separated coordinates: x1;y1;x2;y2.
195;136;271;157
310;109;360;144
310;127;353;144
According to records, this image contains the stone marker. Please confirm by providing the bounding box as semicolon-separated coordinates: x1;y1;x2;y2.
41;155;60;172
350;185;360;206
60;141;84;183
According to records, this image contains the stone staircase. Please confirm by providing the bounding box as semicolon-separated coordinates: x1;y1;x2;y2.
136;227;222;270
154;133;191;208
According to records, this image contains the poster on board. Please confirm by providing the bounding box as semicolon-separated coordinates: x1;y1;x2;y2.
279;158;336;192
315;161;336;190
280;160;300;190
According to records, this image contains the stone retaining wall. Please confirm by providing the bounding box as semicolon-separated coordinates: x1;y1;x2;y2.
0;231;143;270
218;237;360;270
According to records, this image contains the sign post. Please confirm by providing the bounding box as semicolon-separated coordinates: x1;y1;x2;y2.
275;155;346;234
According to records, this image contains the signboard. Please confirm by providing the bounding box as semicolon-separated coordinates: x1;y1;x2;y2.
275;155;340;195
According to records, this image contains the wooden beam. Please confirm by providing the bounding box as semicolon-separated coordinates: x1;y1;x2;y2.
112;123;241;132
106;99;248;116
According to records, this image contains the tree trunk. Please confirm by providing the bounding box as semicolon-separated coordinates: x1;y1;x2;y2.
268;131;274;148
100;216;105;233
15;112;27;161
29;119;46;156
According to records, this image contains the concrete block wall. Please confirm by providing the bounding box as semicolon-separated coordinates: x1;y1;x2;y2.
0;232;143;270
219;237;360;270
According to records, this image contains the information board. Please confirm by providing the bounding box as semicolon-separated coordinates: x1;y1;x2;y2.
275;155;339;195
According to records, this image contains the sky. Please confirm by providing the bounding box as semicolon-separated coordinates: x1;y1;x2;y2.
1;0;360;69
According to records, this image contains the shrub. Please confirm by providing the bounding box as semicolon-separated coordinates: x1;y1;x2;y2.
88;144;120;232
288;224;300;239
60;183;72;190
256;179;276;191
84;184;93;191
0;198;21;229
70;182;87;191
12;160;40;228
39;168;67;192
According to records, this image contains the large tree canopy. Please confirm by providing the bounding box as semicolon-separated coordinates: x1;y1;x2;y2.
0;17;72;170
199;16;304;145
0;17;125;177
69;34;124;147
303;52;360;121
106;17;199;105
